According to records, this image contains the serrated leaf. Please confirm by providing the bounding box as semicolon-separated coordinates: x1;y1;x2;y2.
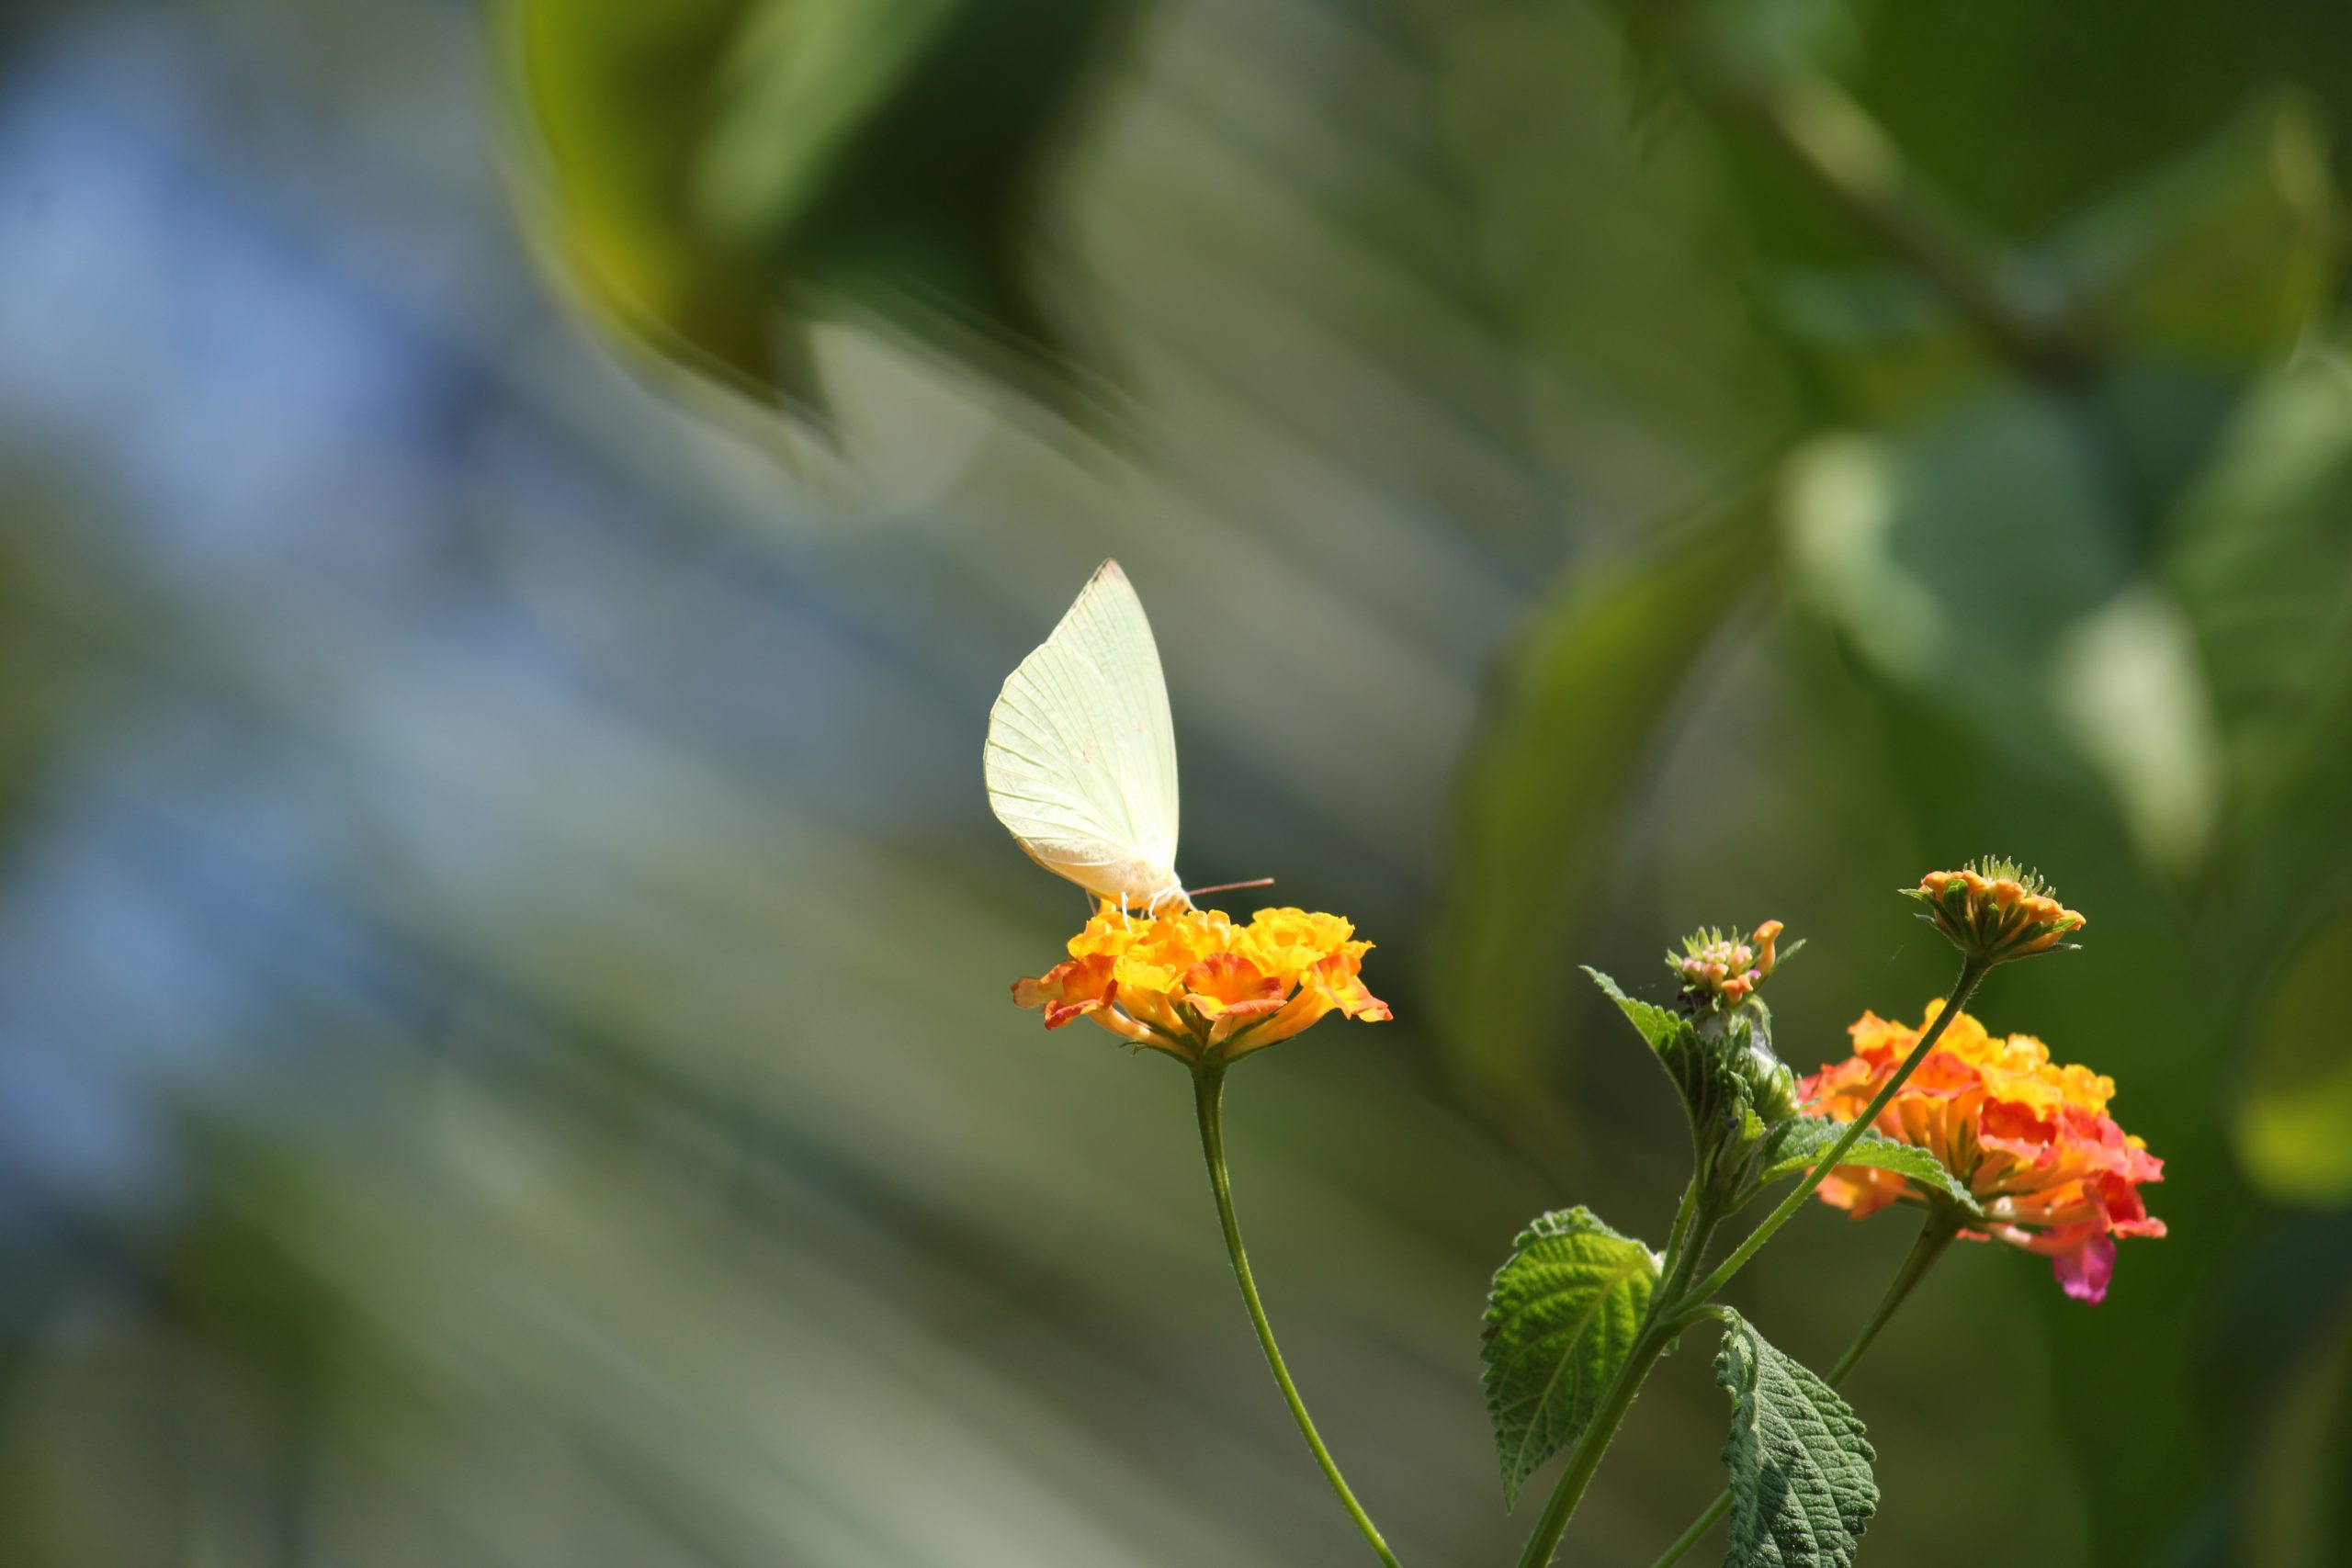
1589;969;1793;1174
1481;1208;1660;1506
1754;1116;1981;1215
1584;966;1687;1055
1714;1310;1878;1568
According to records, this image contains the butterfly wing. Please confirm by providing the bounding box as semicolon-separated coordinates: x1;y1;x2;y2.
985;561;1182;906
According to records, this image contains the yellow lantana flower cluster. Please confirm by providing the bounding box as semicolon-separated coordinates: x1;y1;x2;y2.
1014;903;1390;1064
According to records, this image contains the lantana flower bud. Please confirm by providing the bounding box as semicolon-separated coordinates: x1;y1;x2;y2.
1667;920;1790;1008
1904;858;2085;966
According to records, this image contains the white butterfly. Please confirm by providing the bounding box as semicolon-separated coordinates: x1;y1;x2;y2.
985;560;1188;913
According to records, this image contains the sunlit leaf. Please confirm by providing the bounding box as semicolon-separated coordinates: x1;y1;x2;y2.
2233;912;2352;1205
1481;1208;1659;1506
503;0;822;413
1752;1115;1980;1215
1772;100;2338;425
2164;344;2352;817
1781;388;2233;871
1585;966;1776;1161
2048;99;2338;375
500;0;1136;425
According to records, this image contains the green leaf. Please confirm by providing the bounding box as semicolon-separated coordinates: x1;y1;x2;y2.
1583;966;1686;1056
2046;99;2338;376
1714;1310;1879;1568
1436;6;1798;510
1588;969;1803;1168
1432;495;1772;1100
1583;964;1713;1118
2233;912;2352;1206
2165;343;2352;817
500;0;1135;426
1780;385;2233;874
503;0;826;414
1753;1116;1982;1215
1481;1208;1660;1506
1773;101;2338;427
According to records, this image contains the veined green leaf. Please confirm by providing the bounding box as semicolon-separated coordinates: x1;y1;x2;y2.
1753;1115;1981;1215
1587;968;1805;1171
1583;965;1686;1056
1714;1310;1879;1568
1481;1208;1660;1506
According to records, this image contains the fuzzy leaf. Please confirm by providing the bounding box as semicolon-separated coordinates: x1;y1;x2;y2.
1589;969;1784;1169
1755;1116;1981;1214
1714;1310;1878;1568
1481;1208;1659;1506
1584;966;1687;1055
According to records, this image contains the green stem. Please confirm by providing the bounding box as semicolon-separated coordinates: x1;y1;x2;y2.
1660;1179;1700;1276
1192;1066;1404;1568
1676;956;1988;1309
1827;1213;1960;1382
1720;72;2093;386
1645;1212;1965;1568
1508;957;1985;1568
1510;1191;1719;1568
1512;1321;1677;1568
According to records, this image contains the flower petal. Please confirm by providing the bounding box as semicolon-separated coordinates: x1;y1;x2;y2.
2052;1234;2117;1305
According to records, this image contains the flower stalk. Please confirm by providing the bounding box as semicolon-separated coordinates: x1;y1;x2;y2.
1511;953;1986;1568
1005;860;2138;1568
1510;1322;1678;1568
1511;1184;1724;1568
1193;1065;1404;1568
1673;955;1989;1309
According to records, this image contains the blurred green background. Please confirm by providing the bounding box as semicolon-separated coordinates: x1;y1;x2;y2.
1;0;2348;1563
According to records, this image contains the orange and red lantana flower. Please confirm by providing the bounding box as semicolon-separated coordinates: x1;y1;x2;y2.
1801;1002;2165;1304
1014;904;1390;1063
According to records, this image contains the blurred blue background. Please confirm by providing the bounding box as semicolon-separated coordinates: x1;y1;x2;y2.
0;0;2348;1564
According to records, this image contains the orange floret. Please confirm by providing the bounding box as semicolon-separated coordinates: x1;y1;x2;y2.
1016;902;1389;1064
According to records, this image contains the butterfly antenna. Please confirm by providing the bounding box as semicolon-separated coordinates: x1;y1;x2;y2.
1184;876;1276;897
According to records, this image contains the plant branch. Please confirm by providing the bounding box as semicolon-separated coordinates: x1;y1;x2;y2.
1675;955;1988;1309
1716;70;2096;386
1192;1066;1404;1568
1511;1318;1677;1568
1510;1185;1720;1568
